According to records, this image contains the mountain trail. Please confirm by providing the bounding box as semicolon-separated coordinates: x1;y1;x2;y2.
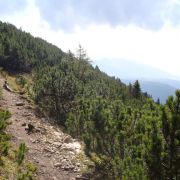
0;78;92;180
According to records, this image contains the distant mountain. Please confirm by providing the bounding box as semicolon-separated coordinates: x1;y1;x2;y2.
94;58;179;80
95;59;180;103
123;79;178;104
155;79;180;89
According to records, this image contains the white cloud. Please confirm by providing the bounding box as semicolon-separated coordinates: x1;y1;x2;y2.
35;0;177;30
43;24;180;78
0;0;49;34
0;0;180;78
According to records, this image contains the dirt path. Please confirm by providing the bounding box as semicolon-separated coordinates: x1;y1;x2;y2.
0;78;92;180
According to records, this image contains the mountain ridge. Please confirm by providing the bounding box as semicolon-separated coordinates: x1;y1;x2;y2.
0;20;179;180
94;58;180;80
123;79;177;103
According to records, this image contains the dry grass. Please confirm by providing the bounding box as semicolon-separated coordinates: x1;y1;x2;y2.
0;70;31;92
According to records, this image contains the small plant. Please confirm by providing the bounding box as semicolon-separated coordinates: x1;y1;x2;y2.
0;110;11;132
16;76;27;88
0;142;10;156
0;120;6;132
16;171;34;180
26;163;37;173
16;162;37;180
0;108;36;178
15;143;28;165
0;110;11;122
0;156;4;166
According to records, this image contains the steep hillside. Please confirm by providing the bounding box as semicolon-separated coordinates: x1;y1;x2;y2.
0;21;179;180
0;77;93;179
0;21;64;72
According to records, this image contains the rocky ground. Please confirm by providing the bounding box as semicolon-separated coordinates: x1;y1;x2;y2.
0;78;94;180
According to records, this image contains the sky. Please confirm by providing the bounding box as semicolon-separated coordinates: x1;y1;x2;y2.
0;0;180;79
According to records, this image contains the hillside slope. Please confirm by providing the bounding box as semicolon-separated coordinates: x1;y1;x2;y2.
0;77;93;179
0;21;179;180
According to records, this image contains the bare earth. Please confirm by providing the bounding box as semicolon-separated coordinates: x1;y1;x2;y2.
0;78;92;180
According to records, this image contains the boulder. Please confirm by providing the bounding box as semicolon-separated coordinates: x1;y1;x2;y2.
63;135;73;144
3;83;12;92
25;123;35;134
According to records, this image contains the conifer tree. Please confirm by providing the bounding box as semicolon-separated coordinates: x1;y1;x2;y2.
145;120;162;180
132;80;141;98
161;90;180;179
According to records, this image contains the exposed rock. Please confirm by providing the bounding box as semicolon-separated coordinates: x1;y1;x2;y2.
45;154;51;157
3;83;13;92
19;91;26;95
74;167;81;172
37;126;46;134
75;176;90;180
54;131;63;139
64;166;74;171
41;163;46;167
44;139;53;144
63;135;73;144
43;147;55;154
54;163;61;167
76;163;81;167
23;113;32;117
21;123;26;126
24;123;42;134
33;157;39;163
35;128;41;133
52;176;58;180
25;105;33;109
16;102;24;106
52;142;62;148
30;138;39;143
31;140;36;143
61;141;81;153
25;123;35;134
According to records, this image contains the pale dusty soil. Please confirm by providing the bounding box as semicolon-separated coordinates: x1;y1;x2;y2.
0;78;92;180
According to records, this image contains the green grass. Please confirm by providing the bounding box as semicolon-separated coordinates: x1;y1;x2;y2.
0;109;37;179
